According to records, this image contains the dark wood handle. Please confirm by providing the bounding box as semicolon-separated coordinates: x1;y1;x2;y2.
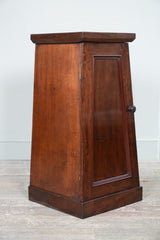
127;106;136;113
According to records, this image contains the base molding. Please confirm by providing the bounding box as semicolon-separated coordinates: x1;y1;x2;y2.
28;185;142;218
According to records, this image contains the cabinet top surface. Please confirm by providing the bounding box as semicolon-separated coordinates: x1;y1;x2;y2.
31;32;136;44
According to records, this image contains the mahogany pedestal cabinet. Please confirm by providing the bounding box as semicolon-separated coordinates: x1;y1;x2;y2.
29;32;142;218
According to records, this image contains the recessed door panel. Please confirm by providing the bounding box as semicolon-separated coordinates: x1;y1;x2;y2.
93;56;129;184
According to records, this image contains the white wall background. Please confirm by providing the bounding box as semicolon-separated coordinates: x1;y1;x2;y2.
0;0;160;161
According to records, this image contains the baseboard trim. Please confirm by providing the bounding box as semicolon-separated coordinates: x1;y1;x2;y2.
0;141;31;160
0;140;159;161
137;140;159;161
28;185;142;218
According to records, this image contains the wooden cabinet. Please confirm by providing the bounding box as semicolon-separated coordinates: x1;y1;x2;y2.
29;32;142;218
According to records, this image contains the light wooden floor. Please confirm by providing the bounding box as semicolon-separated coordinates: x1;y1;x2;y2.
0;161;159;240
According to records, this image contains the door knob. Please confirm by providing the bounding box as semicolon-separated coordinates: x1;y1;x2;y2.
127;105;136;113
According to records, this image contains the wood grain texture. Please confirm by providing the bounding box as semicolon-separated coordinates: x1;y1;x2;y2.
29;185;142;218
93;56;128;183
29;185;83;218
81;43;140;202
120;43;140;185
29;34;141;218
0;161;159;240
31;32;136;44
30;44;81;199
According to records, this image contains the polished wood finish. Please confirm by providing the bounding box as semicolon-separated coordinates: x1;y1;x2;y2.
81;42;141;202
30;44;80;199
31;32;135;44
29;32;142;218
29;185;142;219
93;56;128;183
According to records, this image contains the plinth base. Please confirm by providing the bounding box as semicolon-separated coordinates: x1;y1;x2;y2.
28;185;142;219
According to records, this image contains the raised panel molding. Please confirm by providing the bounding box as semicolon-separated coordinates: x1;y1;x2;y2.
92;55;131;186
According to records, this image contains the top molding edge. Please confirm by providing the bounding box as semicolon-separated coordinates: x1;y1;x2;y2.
30;32;136;44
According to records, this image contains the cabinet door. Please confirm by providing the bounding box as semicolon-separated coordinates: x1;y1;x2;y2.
81;43;140;201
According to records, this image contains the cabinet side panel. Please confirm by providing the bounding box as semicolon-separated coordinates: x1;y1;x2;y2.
121;43;140;185
30;44;80;199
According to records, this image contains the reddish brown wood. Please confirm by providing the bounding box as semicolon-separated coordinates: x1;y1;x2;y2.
83;186;142;218
31;32;136;44
93;56;128;183
29;185;142;219
30;43;81;199
29;32;142;218
29;185;83;218
81;43;140;201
